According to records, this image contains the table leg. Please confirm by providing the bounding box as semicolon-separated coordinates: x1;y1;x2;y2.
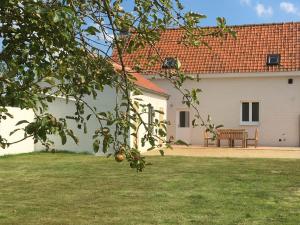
228;139;232;147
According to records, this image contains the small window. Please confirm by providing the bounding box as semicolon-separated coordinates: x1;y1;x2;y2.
241;102;259;125
148;104;154;125
267;54;280;65
179;111;189;128
162;57;181;69
288;78;293;84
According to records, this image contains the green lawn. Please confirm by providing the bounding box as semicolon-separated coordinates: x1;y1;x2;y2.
0;153;299;225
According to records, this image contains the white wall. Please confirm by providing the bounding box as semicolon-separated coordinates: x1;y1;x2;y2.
152;75;300;147
35;87;167;154
35;87;119;154
0;107;35;156
130;90;168;152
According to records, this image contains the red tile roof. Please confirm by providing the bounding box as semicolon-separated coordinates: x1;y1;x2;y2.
111;62;168;96
114;22;300;74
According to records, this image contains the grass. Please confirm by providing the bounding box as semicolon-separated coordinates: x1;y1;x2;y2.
0;153;300;225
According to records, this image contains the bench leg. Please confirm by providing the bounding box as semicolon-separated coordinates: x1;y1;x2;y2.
228;139;232;148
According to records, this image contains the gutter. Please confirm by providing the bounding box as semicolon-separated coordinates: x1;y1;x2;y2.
137;86;169;99
148;71;300;79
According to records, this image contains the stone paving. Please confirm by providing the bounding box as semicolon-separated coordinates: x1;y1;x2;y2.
144;145;300;159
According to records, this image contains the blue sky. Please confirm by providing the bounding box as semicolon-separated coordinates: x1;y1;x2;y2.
122;0;300;26
1;1;299;53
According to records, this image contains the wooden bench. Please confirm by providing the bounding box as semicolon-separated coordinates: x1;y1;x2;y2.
216;129;248;148
231;129;247;148
216;129;232;147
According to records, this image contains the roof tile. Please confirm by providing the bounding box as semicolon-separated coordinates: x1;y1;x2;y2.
114;22;300;75
111;63;167;96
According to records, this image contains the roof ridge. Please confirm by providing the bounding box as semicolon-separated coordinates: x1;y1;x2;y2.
164;21;300;30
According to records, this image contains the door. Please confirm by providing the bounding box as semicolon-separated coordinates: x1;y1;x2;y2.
175;110;191;144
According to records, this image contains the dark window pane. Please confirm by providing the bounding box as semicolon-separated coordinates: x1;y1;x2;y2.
242;103;249;122
148;105;153;124
185;112;190;127
180;111;185;127
267;54;280;65
179;111;189;128
252;102;259;122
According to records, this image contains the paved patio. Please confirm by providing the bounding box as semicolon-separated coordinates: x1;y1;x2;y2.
145;145;300;159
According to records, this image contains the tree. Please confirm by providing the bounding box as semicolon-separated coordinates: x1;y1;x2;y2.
0;0;235;171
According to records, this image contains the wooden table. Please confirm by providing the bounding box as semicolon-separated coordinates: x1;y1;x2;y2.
217;129;248;148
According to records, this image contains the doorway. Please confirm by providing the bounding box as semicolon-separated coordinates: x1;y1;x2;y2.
175;110;191;144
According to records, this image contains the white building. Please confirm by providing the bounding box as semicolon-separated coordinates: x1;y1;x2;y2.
0;64;168;156
119;22;300;147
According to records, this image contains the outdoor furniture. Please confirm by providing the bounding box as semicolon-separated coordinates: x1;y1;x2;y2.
246;128;259;148
216;129;232;147
231;129;248;148
203;130;214;147
216;129;248;148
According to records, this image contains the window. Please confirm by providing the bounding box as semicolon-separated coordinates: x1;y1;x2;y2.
148;104;154;132
148;104;154;125
267;54;280;65
162;57;181;69
288;78;294;84
241;102;259;125
179;111;190;128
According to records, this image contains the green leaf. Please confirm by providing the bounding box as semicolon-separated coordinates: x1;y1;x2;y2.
67;129;79;144
93;139;100;153
187;12;207;19
147;146;155;151
154;110;164;115
174;139;189;146
86;114;92;121
53;11;61;23
59;131;67;145
15;120;29;126
85;26;99;35
159;149;165;156
4;112;13;118
9;128;20;136
215;124;224;129
44;77;56;85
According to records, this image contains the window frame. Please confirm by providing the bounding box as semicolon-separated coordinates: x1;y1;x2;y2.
179;111;190;128
240;101;260;126
266;54;280;66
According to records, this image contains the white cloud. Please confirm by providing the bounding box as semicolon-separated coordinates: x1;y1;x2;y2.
240;0;251;6
255;3;273;17
280;2;298;14
241;1;274;18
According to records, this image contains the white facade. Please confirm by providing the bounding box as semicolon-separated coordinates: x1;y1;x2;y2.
130;90;168;151
0;107;35;156
151;72;300;147
0;86;167;156
35;87;167;154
